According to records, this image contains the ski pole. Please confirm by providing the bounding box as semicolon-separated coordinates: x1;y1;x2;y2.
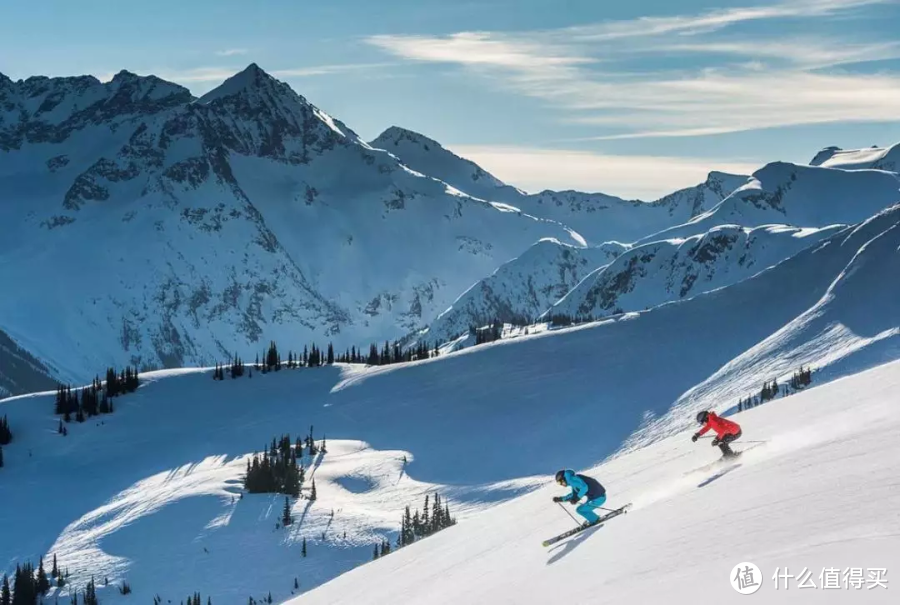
556;502;582;527
740;440;767;444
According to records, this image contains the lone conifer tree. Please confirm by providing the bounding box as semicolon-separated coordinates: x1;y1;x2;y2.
282;496;292;526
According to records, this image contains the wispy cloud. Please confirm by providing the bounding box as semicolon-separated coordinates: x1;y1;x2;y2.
448;145;761;199
215;49;248;57
271;63;395;77
366;0;900;139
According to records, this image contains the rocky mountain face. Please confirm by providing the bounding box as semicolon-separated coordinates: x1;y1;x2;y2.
422;239;626;345
552;223;843;320
0;65;585;386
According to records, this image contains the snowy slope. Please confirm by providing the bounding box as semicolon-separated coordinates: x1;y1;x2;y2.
810;143;900;172
645;161;900;243
369;126;525;202
298;359;900;605
2;201;900;602
0;65;581;386
422;239;625;344
552;223;841;319
369;126;748;244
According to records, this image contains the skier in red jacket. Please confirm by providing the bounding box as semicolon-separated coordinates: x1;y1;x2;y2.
692;411;742;458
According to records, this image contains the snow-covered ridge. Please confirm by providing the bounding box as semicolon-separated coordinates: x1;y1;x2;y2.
644;160;900;243
422;239;626;344
373;125;750;245
552;222;842;319
810;142;900;172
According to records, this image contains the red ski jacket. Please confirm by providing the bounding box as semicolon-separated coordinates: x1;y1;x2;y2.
697;412;741;438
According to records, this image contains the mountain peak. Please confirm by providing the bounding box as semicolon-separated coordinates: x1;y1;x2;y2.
197;63;284;105
370;126;444;151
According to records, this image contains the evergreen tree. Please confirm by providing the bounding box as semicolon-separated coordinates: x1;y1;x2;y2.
282;496;293;526
1;574;10;605
373;544;379;560
83;577;98;605
294;578;299;590
326;343;334;365
51;555;58;579
36;557;50;595
301;538;307;557
0;415;12;445
309;478;317;501
0;445;4;469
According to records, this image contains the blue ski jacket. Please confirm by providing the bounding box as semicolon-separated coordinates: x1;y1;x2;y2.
559;470;605;502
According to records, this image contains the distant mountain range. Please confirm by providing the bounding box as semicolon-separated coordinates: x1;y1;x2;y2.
2;64;899;396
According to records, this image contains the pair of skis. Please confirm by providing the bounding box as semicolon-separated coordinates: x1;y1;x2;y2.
542;503;632;547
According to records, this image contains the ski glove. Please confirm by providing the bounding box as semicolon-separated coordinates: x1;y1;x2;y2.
552;496;563;503
569;495;580;505
691;433;699;443
711;438;720;446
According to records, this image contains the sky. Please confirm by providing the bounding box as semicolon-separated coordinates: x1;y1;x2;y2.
2;0;900;198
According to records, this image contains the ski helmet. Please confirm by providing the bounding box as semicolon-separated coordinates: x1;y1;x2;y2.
555;470;568;486
696;411;710;425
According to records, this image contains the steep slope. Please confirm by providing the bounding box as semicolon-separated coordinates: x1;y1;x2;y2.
810;142;900;172
369;126;748;245
645;162;900;243
664;205;900;423
552;223;841;319
297;359;900;605
422;239;625;344
369;126;524;202
0;65;579;385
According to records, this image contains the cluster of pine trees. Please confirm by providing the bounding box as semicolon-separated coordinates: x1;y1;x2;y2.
548;313;595;327
362;340;440;365
789;366;813;390
1;556;73;605
471;321;503;345
246;592;274;605
176;592;210;605
244;434;306;497
374;493;456;559
737;366;815;412
54;367;139;424
213;353;247;380
213;336;446;383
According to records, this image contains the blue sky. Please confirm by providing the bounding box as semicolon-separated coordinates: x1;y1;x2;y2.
2;0;900;198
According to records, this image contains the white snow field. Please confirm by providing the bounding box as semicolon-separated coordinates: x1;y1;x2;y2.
298;360;900;605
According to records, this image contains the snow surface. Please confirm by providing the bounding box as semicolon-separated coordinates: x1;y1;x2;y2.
297;359;900;604
3;197;899;602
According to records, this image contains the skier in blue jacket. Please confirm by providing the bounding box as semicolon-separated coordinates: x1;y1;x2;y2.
553;469;607;526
